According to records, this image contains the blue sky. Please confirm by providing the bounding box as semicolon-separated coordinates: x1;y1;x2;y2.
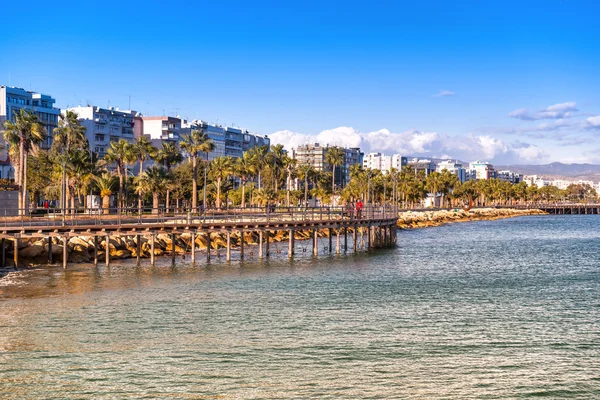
2;0;599;164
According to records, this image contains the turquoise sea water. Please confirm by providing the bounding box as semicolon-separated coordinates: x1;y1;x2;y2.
1;215;599;399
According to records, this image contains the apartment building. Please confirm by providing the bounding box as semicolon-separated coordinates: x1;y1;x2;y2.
497;170;524;184
436;160;468;183
363;153;407;173
292;143;363;189
67;106;136;159
469;161;495;180
0;85;61;155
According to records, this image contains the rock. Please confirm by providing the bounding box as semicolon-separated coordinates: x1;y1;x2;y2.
19;244;45;259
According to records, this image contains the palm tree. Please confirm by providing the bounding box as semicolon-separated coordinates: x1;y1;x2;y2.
325;146;345;195
283;156;297;207
52;110;88;214
267;144;286;191
209;156;234;209
153;141;182;212
2;109;46;215
180;129;214;211
104;139;135;213
234;152;255;208
425;171;443;207
254;188;277;207
297;164;315;207
94;172;117;214
136;165;170;215
248;145;269;189
131;136;158;213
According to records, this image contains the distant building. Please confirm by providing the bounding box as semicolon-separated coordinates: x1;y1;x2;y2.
436;160;468;183
67;106;137;159
524;175;548;188
407;158;436;175
0;85;61;156
292;143;363;189
497;170;524;184
142;116;182;144
0;159;14;180
363;153;407;173
181;120;270;161
469;161;495;180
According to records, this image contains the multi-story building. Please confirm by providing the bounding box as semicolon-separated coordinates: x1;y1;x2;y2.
67;106;136;159
0;85;61;156
180;120;269;161
292;143;363;189
142;116;182;145
407;158;436;176
497;170;524;184
523;175;548;188
469;161;495;180
436;160;468;183
363;153;407;173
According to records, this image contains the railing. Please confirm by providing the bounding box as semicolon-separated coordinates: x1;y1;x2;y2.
0;205;399;229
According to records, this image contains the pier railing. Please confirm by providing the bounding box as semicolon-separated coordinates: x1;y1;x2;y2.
0;205;399;229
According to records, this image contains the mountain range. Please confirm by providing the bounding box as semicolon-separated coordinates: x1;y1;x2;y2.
495;162;600;181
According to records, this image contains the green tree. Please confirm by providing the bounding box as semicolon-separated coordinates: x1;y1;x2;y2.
131;136;158;213
325;146;345;195
154;141;183;211
2;109;47;214
104;139;136;212
234;152;255;208
94;172;117;214
136;165;170;215
180;129;214;210
209;156;234;208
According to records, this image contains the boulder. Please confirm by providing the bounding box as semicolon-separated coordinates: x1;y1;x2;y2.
19;244;45;259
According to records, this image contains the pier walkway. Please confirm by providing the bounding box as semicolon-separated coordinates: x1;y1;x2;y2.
0;206;398;269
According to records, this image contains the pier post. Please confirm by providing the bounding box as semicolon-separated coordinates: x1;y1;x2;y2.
328;228;332;253
367;225;371;249
93;236;98;266
13;237;18;268
288;229;294;258
259;231;264;259
344;227;348;253
62;235;68;269
105;235;110;267
265;230;270;257
150;234;155;266
240;231;244;260
353;226;358;252
1;238;5;268
336;229;341;254
136;234;141;266
206;233;211;262
226;231;231;262
171;232;176;266
48;237;53;264
191;232;196;264
313;229;318;257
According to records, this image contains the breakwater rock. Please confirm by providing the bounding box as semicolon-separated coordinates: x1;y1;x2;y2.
397;208;546;229
4;229;341;267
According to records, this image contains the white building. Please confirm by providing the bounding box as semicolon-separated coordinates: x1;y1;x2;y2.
469;161;495;180
67;106;137;159
363;153;407;173
142;116;182;144
436;160;468;183
523;175;548;188
497;170;524;184
0;85;61;157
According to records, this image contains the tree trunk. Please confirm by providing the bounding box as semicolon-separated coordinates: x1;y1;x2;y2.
22;150;28;215
166;190;170;213
216;178;222;208
241;181;246;208
258;171;262;190
286;173;291;207
138;160;144;215
102;195;110;215
152;193;159;215
117;166;123;214
304;178;308;207
192;156;197;211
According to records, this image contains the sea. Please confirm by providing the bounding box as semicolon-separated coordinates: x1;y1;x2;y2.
1;215;599;399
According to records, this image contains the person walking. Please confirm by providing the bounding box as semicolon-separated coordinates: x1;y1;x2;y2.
356;199;364;219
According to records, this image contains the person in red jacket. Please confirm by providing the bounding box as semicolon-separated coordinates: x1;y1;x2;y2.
355;199;363;219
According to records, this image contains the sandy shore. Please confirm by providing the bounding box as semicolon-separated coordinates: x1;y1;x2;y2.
397;208;546;229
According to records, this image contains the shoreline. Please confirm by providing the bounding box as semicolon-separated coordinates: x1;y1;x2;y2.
397;208;546;229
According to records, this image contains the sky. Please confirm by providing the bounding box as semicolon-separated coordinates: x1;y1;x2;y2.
1;0;599;165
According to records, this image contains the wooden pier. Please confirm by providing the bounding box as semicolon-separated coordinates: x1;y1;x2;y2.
0;206;398;269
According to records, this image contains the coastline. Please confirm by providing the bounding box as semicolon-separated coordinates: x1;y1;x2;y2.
397;207;546;229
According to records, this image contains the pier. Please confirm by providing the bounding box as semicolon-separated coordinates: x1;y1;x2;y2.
0;206;398;269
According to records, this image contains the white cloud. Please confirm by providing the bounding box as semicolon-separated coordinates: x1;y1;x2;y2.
585;115;600;129
269;126;550;164
432;90;455;98
508;101;578;120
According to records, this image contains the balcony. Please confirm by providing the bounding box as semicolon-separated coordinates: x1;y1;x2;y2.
94;117;107;124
